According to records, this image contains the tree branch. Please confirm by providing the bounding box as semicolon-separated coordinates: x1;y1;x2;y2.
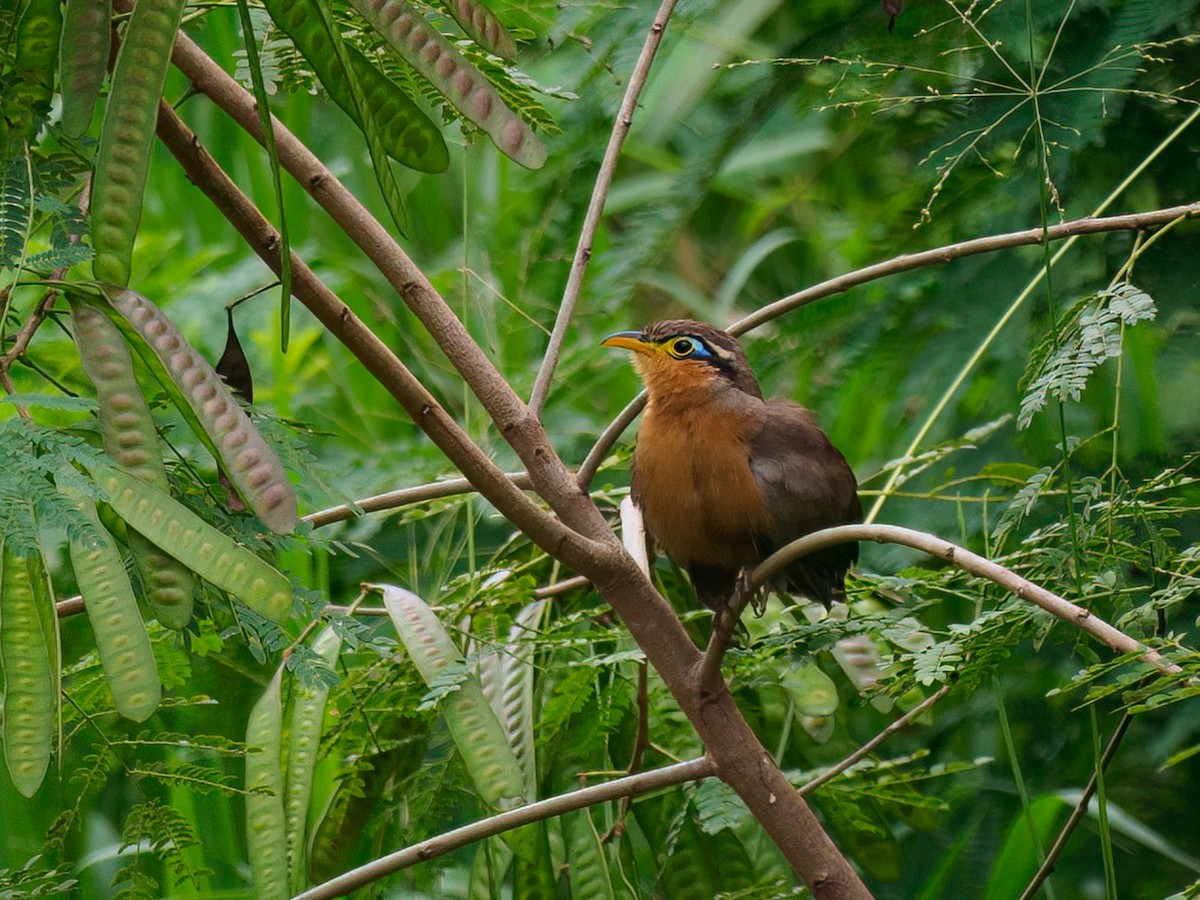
798;684;953;796
154;25;875;895
1018;711;1134;900
731;202;1198;334
153;99;590;559
748;524;1183;677
294;757;716;900
529;0;679;414
157;22;608;541
303;473;532;528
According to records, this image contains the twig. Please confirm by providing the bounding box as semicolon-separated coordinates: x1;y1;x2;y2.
1018;712;1134;900
152;99;590;561
751;524;1183;677
529;0;679;414
304;473;532;528
577;202;1200;489
534;574;591;598
0;285;62;380
56;595;85;618
294;757;716;899
578;391;645;490
729;202;1198;335
798;684;953;796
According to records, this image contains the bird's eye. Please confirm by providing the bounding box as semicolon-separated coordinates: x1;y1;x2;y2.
668;338;695;357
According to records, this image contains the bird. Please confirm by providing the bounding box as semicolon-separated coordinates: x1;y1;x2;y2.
602;319;861;613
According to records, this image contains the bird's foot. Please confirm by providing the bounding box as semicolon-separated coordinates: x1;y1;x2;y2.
730;572;765;618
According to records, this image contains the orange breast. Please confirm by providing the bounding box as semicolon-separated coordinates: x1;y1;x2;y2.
633;401;769;573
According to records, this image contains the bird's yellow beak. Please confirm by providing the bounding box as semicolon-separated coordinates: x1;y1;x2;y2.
601;331;655;354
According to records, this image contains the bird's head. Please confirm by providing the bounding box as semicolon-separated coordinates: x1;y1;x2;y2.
601;319;762;400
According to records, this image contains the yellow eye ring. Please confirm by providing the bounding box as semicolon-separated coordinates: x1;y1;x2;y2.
668;338;694;358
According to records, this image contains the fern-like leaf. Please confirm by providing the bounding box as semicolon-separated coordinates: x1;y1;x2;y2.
1019;283;1156;428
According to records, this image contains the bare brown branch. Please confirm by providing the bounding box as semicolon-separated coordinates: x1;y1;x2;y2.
304;473;532;528
153;99;587;559
294;757;717;899
530;0;679;413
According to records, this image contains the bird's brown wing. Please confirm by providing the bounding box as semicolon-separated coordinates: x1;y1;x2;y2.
748;399;861;606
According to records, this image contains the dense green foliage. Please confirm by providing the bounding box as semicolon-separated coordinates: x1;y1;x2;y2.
1;0;1199;897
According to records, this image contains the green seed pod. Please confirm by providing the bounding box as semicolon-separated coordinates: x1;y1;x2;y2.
90;0;186;284
66;496;162;722
105;288;298;534
261;0;448;173
245;667;288;900
284;625;341;892
72;301;194;628
93;465;293;623
377;584;539;862
1;542;55;797
4;0;63;145
60;0;113;138
349;0;546;169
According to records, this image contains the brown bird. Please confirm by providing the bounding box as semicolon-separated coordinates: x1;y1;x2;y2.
602;319;861;612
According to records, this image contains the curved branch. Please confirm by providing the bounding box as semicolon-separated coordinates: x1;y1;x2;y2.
530;0;679;414
743;524;1182;677
294;757;716;900
730;203;1197;335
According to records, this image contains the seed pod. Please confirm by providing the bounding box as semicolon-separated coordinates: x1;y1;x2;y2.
1;542;55;797
93;465;293;623
60;0;113;137
441;0;516;60
284;625;341;891
261;0;448;173
349;0;546;169
3;0;63;144
90;0;186;284
72;301;194;628
245;667;288;900
66;496;162;722
377;584;538;861
106;288;298;534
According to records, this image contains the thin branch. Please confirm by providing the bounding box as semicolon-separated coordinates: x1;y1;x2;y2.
304;473;532;528
577;201;1200;489
1018;712;1134;900
56;595;84;618
798;684;953;796
534;574;591;598
152;99;589;560
751;524;1183;677
294;757;716;900
731;203;1198;334
529;0;679;414
578;390;645;490
0;284;61;379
